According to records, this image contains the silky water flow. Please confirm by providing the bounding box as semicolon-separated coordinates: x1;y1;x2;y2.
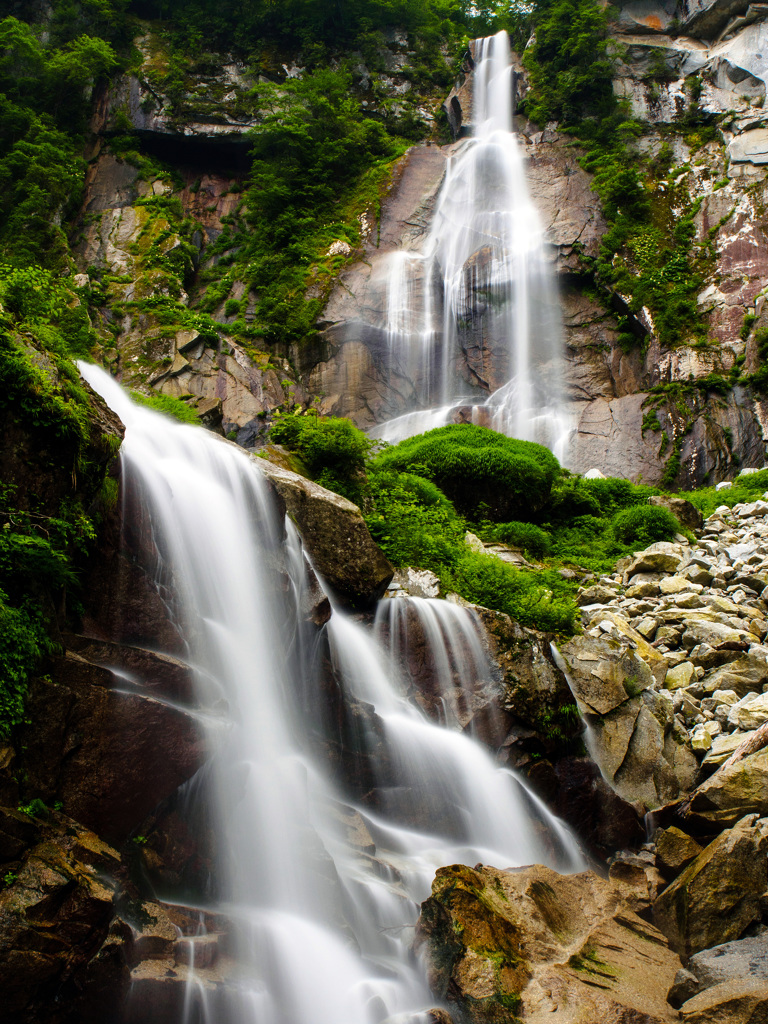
80;363;584;1024
377;31;571;455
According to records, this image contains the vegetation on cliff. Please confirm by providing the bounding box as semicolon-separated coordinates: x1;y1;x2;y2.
520;0;715;352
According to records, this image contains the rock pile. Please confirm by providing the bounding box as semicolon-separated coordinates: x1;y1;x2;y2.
565;498;768;804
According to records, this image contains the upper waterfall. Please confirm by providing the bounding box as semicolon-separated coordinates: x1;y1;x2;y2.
377;31;571;455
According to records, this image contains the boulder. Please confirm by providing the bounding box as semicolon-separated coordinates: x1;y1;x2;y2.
626;542;685;578
682;619;755;651
686;934;768;997
556;634;654;715
729;692;768;731
687;747;768;827
556;636;696;809
415;863;681;1024
666;661;696;690
680;980;768;1023
698;654;768;698
650;495;704;532
256;459;393;607
656;826;704;880
652;814;768;958
577;583;620;606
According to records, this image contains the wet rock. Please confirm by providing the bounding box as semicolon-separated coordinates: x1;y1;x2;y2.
474;607;578;744
18;655;206;844
526;756;645;859
256;458;393;607
652;814;768;957
416;863;681;1024
0;823;120;1021
0;808;38;864
62;634;194;704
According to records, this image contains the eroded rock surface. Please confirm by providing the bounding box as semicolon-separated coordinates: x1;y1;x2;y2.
416;862;682;1024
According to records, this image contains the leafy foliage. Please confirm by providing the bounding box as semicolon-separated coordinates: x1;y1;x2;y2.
488;521;551;558
271;412;375;503
611;504;680;547
522;0;713;351
0;17;118;269
373;424;560;519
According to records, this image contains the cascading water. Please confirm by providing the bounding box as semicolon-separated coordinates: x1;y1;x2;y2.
377;31;571;455
79;363;584;1024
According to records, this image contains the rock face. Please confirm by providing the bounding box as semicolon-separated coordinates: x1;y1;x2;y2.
17;654;205;845
416;862;682;1024
652;813;768;957
0;822;119;1021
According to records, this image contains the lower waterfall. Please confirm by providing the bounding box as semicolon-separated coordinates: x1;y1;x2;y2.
80;363;584;1024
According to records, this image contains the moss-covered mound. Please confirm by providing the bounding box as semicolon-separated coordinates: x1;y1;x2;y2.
373;424;560;520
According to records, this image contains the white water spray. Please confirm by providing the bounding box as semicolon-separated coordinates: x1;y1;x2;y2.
80;364;584;1024
377;31;571;451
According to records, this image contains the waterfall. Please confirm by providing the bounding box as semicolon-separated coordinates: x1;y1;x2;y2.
79;363;584;1024
377;31;571;456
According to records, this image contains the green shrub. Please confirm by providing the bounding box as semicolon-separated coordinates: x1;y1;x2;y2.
365;469;466;569
0;595;46;736
270;413;375;504
444;551;577;634
611;504;680;547
490;521;552;558
373;424;560;520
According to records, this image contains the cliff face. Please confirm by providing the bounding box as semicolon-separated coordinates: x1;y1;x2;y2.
312;3;768;485
77;5;768;485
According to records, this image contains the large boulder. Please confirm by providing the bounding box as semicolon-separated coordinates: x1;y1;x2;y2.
556;635;697;808
679;980;768;1024
649;495;704;532
652;814;768;958
686;747;768;828
415;863;682;1024
678;934;768;1001
256;458;393;606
